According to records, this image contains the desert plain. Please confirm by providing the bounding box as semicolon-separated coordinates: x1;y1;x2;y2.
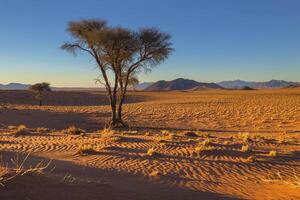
0;88;300;200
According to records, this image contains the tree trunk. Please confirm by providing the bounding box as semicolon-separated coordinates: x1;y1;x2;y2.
39;93;42;106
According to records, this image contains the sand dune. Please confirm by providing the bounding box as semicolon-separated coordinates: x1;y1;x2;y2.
0;89;300;199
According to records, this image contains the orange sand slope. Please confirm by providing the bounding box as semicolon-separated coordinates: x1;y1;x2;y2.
0;89;299;200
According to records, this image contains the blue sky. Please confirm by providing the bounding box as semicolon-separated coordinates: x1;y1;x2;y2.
0;0;299;87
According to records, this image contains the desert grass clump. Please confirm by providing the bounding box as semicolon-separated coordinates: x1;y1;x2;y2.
12;125;29;136
195;140;216;154
277;135;287;144
241;144;250;152
238;132;251;143
35;127;49;133
0;153;51;186
147;148;158;157
268;150;277;157
223;140;230;145
183;131;198;137
149;170;160;177
252;134;265;142
202;138;212;146
77;145;97;156
244;155;256;163
99;128;115;135
62;126;85;135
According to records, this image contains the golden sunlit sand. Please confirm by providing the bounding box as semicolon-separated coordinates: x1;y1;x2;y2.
0;89;300;199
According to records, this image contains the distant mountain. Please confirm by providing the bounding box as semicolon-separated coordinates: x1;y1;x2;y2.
134;82;154;90
0;83;31;90
144;78;223;91
218;80;299;89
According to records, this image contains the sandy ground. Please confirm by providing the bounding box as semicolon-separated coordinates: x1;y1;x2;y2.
0;89;300;199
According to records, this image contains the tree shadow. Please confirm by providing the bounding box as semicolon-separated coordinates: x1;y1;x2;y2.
0;107;108;131
0;151;240;200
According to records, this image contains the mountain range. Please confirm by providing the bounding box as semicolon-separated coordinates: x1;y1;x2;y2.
1;79;299;91
0;83;31;90
144;78;223;91
217;80;299;89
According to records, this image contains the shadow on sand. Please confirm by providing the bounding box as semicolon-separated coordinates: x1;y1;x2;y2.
0;151;240;200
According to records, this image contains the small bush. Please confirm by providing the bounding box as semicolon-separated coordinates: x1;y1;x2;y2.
62;126;85;135
244;156;256;163
241;144;250;152
149;170;160;177
99;128;115;135
12;125;29;136
268;150;277;157
35;127;49;133
202;138;211;146
183;131;198;137
77;145;97;155
147;148;158;156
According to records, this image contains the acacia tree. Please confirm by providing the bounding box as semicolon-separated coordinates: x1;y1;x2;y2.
61;19;173;128
29;82;51;106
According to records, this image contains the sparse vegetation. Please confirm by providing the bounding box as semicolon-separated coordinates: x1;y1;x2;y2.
0;153;51;186
241;144;250;152
76;145;97;156
147;148;158;156
62;126;85;135
268;150;277;157
11;125;29;136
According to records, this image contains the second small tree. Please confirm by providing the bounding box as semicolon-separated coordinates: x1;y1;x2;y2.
29;82;51;106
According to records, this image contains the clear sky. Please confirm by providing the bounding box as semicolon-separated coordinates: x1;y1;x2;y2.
0;0;299;87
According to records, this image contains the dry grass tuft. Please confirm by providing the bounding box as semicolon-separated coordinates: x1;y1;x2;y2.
62;126;85;135
268;150;277;157
262;170;300;188
238;132;252;143
99;128;115;135
76;145;97;156
202;138;212;146
195;142;216;154
241;144;250;152
147;148;158;156
244;155;256;163
11;125;29;136
183;131;198;137
35;127;49;133
149;170;160;177
0;153;51;186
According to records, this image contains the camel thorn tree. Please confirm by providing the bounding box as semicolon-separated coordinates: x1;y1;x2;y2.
61;19;173;128
29;82;51;106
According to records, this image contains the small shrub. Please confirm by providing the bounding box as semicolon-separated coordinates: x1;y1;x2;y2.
12;125;29;136
147;148;158;156
277;136;287;144
99;128;115;135
241;144;250;152
238;132;251;143
252;134;264;142
35;127;49;133
223;140;230;145
62;126;85;135
244;156;256;163
268;150;277;157
202;138;211;146
183;131;198;137
77;145;97;155
149;170;160;177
